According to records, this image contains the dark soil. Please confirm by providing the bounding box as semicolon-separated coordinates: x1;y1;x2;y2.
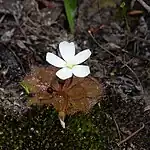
0;0;150;149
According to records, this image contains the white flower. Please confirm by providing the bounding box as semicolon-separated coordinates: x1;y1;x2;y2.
46;41;91;80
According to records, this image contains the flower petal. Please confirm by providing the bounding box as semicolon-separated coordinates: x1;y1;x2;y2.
73;49;91;64
72;65;90;77
59;41;75;62
56;67;73;80
59;118;65;128
46;52;66;68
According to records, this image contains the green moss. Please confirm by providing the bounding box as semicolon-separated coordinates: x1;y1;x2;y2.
0;104;117;150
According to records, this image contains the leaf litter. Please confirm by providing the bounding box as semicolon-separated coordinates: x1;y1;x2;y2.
0;0;150;149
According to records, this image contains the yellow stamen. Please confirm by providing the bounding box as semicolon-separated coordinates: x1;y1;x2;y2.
66;63;75;69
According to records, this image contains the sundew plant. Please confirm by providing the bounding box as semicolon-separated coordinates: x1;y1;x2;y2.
22;41;103;128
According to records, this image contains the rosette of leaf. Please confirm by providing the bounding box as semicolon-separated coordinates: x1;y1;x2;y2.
21;66;103;127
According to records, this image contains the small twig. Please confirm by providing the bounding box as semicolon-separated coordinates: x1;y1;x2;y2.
1;4;28;41
2;43;26;74
117;123;145;146
134;36;150;44
12;13;28;41
126;33;150;45
121;58;134;68
27;16;41;28
9;47;26;74
113;115;121;142
88;31;117;58
88;31;144;94
136;0;150;13
0;14;5;23
121;49;150;62
131;0;136;9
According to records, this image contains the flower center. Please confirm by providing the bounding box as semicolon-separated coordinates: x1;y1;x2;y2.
66;63;75;69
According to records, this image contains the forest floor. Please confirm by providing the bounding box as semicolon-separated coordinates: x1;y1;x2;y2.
0;0;150;149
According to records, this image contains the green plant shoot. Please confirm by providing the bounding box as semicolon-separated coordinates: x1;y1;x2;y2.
20;82;30;94
64;0;77;33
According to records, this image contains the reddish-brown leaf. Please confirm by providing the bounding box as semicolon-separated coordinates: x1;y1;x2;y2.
22;66;103;115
